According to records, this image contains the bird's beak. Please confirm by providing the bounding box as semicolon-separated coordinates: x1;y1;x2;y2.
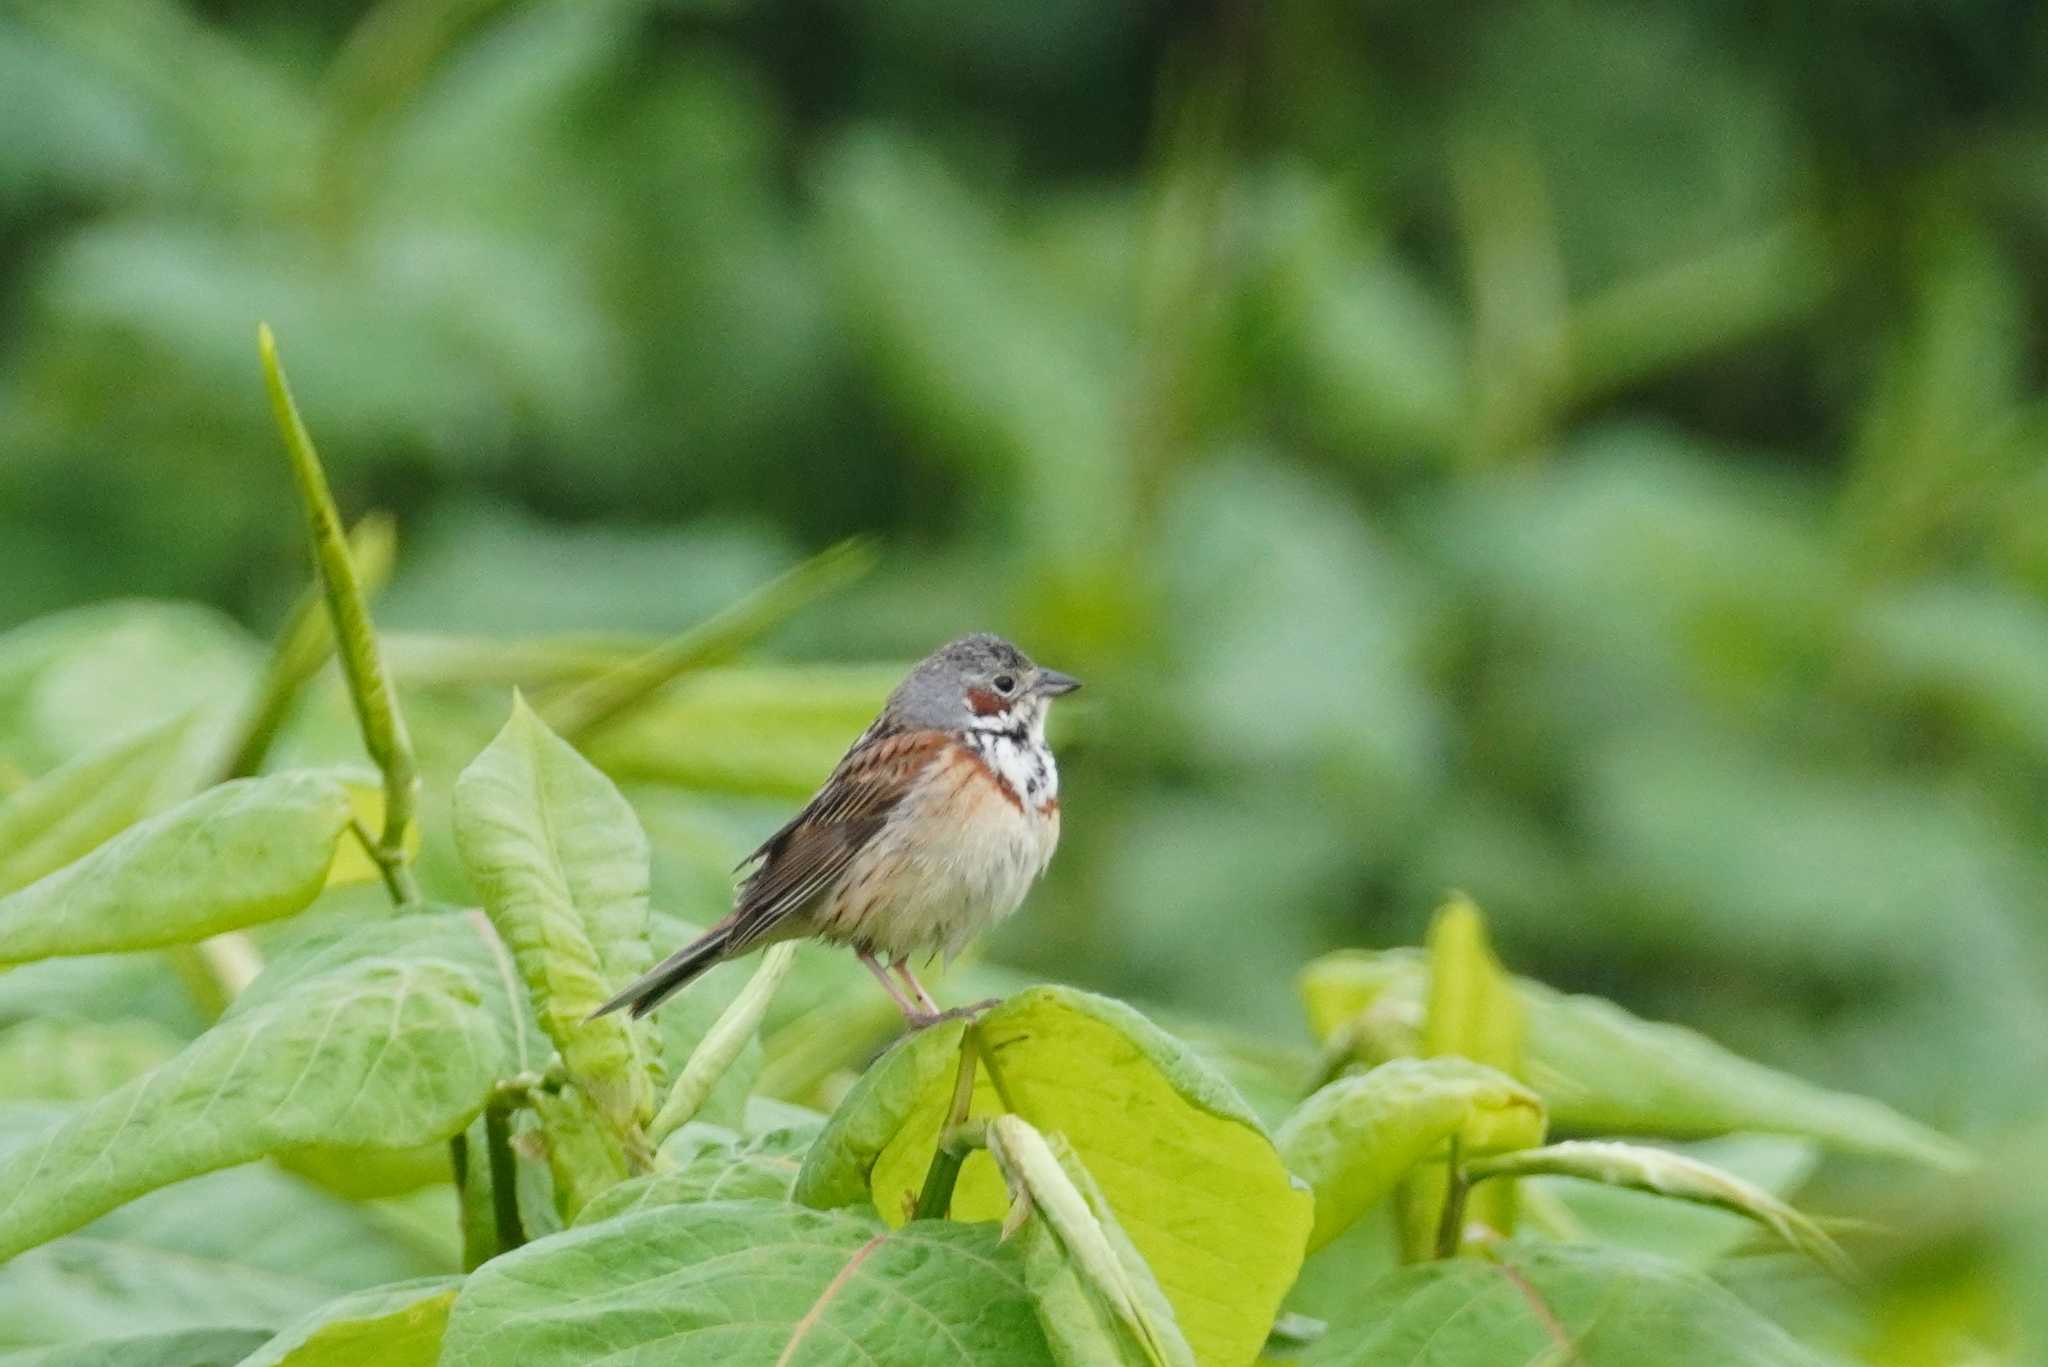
1034;668;1082;697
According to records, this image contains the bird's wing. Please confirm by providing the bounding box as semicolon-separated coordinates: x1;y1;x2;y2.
721;725;949;950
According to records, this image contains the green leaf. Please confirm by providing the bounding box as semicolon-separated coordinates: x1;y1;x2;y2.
0;1155;452;1351
0;1019;182;1102
1464;1141;1852;1279
0;772;350;964
0;929;509;1260
795;987;1312;1367
983;1115;1195;1367
1300;949;1968;1168
439;1200;1051;1365
452;694;652;1138
1298;1242;1832;1366
0;719;190;896
0;1329;271;1367
1277;1057;1546;1255
574;1125;813;1227
1420;896;1523;1074
235;1277;460;1367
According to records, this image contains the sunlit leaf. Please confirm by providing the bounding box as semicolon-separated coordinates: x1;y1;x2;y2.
983;1115;1194;1367
1277;1058;1545;1255
796;988;1311;1367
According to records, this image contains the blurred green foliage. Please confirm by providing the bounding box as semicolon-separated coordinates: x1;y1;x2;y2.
2;0;2047;1358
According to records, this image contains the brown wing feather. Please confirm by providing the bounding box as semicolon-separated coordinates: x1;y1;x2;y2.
719;725;948;952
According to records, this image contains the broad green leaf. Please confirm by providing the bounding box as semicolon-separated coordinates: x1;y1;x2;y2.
0;1156;452;1351
0;772;350;964
452;695;652;1135
1300;949;1968;1167
984;1116;1195;1367
0;937;509;1260
1299;1242;1831;1366
1464;1141;1852;1278
1412;895;1525;1251
0;719;190;896
235;1277;460;1367
440;1200;1051;1365
795;987;1311;1367
0;1019;182;1101
0;1329;271;1367
1276;1058;1546;1255
574;1125;813;1227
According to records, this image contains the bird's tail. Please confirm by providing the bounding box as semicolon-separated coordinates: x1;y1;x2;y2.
589;926;732;1020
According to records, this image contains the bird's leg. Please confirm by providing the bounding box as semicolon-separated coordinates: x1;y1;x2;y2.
892;957;942;1015
859;950;925;1023
895;956;1001;1028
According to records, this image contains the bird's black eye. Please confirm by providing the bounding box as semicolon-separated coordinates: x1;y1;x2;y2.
993;674;1017;694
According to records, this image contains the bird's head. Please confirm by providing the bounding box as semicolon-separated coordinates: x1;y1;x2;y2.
891;632;1081;735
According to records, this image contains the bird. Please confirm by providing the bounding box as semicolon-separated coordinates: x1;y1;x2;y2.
592;633;1080;1028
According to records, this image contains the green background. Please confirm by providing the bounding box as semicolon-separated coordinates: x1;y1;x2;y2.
3;1;2046;1357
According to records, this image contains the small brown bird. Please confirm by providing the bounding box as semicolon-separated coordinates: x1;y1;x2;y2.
594;633;1080;1027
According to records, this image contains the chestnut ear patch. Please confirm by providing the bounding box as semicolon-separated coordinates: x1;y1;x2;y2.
965;687;1007;716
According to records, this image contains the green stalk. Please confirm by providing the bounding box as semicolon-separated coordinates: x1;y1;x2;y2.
258;324;421;903
913;1028;984;1221
548;537;877;744
1433;1137;1469;1260
482;1095;526;1256
648;942;798;1147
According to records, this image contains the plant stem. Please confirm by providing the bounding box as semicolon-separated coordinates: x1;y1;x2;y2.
483;1096;526;1257
912;1028;983;1221
1434;1137;1469;1260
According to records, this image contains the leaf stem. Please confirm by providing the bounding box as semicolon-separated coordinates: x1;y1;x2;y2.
912;1027;983;1221
648;942;798;1146
258;324;421;901
348;815;419;907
